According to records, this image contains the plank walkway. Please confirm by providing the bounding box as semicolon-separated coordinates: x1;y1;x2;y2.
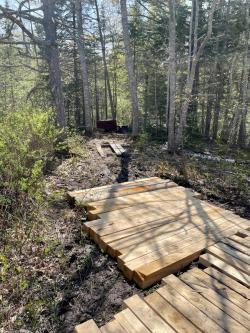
75;266;250;333
68;177;250;289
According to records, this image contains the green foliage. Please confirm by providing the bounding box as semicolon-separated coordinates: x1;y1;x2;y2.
0;106;60;206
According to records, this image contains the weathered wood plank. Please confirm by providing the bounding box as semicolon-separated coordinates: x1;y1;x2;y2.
204;267;250;299
157;283;226;333
145;292;201;333
123;295;175;332
114;309;150;333
199;253;250;287
162;274;249;333
75;320;101;333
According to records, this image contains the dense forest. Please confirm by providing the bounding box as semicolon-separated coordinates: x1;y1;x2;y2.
0;0;249;332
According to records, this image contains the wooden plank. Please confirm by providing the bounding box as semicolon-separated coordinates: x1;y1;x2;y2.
214;242;250;264
118;215;247;263
236;229;250;237
189;267;250;313
162;274;249;333
120;222;248;285
100;320;126;333
123;295;175;332
115;212;243;261
75;320;101;333
206;245;250;274
199;253;250;287
96;143;106;157
220;237;250;255
68;177;174;203
109;142;123;156
114;309;150;333
144;292;201;333
86;198;234;238
180;270;250;329
116;143;126;154
157;283;226;333
204;267;250;299
86;186;199;215
228;234;250;248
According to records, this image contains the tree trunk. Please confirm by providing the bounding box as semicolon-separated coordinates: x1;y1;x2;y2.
41;0;65;128
175;0;218;148
221;53;237;142
167;0;177;153
120;0;140;136
238;3;249;148
94;0;115;120
75;0;92;134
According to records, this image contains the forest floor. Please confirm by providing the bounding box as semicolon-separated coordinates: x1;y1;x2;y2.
1;133;250;333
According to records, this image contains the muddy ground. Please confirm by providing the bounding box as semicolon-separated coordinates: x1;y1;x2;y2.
1;133;249;333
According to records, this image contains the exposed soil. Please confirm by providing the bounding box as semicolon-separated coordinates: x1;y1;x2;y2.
1;133;249;333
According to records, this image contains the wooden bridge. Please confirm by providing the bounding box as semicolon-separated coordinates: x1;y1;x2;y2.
68;177;250;332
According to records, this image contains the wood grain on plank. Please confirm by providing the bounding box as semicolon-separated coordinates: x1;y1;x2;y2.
124;295;175;332
204;267;250;299
145;292;201;333
114;309;150;333
200;253;250;287
75;320;101;333
207;245;250;274
157;283;226;333
162;274;249;333
180;271;250;329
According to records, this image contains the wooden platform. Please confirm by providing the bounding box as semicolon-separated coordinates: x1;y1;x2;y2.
75;266;250;333
68;177;250;289
200;229;250;287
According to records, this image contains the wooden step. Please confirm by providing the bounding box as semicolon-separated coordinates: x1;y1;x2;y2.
75;319;101;333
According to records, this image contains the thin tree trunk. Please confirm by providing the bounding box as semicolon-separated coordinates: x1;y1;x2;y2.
238;3;249;148
175;0;218;148
167;0;176;152
120;0;140;136
41;0;65;128
221;53;237;142
94;58;100;122
75;0;92;134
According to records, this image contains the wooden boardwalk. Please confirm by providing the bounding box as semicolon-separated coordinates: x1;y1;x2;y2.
68;177;250;288
75;264;250;332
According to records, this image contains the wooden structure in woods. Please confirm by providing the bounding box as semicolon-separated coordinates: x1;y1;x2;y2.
95;141;127;157
67;177;250;289
97;119;117;132
75;256;250;332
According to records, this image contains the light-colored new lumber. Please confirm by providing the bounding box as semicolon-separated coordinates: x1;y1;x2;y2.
228;234;250;248
200;253;250;287
180;270;250;329
145;292;201;333
214;242;250;264
190;267;250;313
207;245;250;274
114;309;150;333
204;267;250;299
157;283;225;333
96;143;106;157
119;223;246;283
162;274;249;333
123;295;175;332
100;320;126;333
115;212;243;261
220;237;250;255
75;320;101;333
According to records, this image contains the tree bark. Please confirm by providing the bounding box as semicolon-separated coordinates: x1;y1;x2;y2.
75;0;92;134
41;0;66;128
120;0;140;136
238;3;249;148
175;0;219;148
167;0;177;153
94;0;115;120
